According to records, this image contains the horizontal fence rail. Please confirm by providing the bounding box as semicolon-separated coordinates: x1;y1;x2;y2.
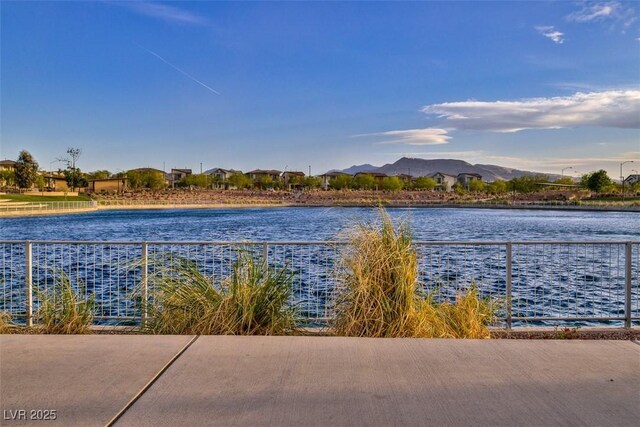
0;201;98;212
0;240;638;328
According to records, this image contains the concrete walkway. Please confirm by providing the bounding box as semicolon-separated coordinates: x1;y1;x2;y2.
1;336;639;427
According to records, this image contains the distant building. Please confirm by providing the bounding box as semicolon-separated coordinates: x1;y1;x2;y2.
87;177;128;193
0;160;17;172
206;168;242;181
169;168;192;188
624;174;640;186
206;168;242;189
394;174;414;184
430;172;456;192
246;169;282;182
319;171;351;190
42;174;69;192
282;171;305;190
456;173;483;190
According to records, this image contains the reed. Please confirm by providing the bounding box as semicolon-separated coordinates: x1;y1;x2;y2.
333;209;495;338
35;272;95;334
144;250;297;335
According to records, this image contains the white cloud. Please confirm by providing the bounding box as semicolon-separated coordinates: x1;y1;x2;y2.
355;128;451;145
566;2;636;27
535;26;565;44
123;2;207;25
421;90;640;133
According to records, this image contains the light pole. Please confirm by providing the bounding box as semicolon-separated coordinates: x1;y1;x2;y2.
561;166;572;178
621;161;634;203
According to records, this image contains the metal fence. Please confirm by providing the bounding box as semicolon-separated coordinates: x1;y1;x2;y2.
1;240;638;328
0;201;98;213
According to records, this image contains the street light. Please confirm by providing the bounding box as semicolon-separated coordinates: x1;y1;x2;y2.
620;160;634;203
561;166;572;178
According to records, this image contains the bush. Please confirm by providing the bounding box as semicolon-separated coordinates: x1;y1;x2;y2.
145;251;297;335
333;209;496;338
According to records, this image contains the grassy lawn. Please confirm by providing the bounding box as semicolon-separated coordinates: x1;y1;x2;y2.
0;194;92;202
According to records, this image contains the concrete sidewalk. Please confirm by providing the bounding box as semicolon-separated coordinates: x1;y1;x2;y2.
1;336;639;427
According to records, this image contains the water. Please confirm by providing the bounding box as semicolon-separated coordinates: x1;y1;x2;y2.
1;208;639;326
2;207;639;241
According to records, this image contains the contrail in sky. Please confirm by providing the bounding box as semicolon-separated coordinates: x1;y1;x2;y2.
135;42;220;95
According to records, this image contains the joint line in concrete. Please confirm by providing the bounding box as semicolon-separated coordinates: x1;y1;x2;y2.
105;335;200;427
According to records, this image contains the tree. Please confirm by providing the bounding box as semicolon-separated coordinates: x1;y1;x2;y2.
303;176;322;189
509;175;549;193
329;175;352;190
227;173;253;189
582;170;612;193
58;147;84;191
87;170;111;180
452;182;465;195
179;174;212;189
127;169;166;190
412;176;436;191
381;176;403;192
254;175;274;189
14;150;40;190
553;177;575;186
487;180;507;194
468;180;486;193
353;174;375;190
0;169;15;188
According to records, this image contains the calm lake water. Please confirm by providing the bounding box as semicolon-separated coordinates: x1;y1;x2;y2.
1;207;639;241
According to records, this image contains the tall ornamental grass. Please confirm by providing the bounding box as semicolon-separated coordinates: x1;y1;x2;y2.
333;209;496;338
144;251;297;335
0;311;18;334
35;272;95;334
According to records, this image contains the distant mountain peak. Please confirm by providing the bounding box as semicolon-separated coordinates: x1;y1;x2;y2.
335;157;559;181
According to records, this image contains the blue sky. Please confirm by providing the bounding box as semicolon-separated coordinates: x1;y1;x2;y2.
1;1;639;178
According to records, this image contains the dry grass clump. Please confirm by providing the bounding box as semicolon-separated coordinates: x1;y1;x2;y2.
333;209;495;338
0;311;19;334
35;272;95;334
144;251;297;335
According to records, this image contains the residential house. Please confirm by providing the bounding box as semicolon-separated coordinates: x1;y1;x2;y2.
282;171;305;190
0;160;16;172
624;174;640;186
87;177;128;193
170;168;192;188
319;171;351;190
42;174;69;192
0;160;17;187
394;174;414;185
430;172;456;192
456;173;483;190
206;168;242;189
246;169;282;182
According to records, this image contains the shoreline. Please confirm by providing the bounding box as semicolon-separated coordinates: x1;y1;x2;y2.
1;201;639;218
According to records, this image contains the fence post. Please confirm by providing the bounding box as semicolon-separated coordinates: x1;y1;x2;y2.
141;242;148;328
625;242;632;328
505;242;512;330
262;243;269;275
25;241;33;327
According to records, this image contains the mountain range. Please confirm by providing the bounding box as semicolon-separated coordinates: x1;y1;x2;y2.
333;158;562;182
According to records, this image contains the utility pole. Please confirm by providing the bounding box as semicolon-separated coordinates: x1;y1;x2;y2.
200;162;203;174
621;161;634;203
309;165;311;176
